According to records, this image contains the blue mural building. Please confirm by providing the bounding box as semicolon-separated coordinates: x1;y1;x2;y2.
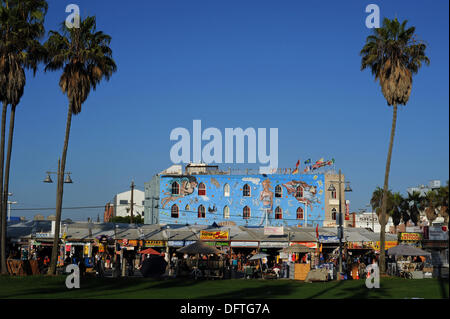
144;164;336;228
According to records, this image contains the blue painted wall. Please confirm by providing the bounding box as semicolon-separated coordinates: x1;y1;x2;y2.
154;174;325;227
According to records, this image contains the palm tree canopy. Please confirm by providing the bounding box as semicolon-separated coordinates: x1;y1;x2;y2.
0;0;47;106
360;17;430;106
44;16;117;114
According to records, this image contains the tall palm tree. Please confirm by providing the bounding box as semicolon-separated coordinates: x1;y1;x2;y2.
44;16;116;275
0;0;47;274
360;18;430;273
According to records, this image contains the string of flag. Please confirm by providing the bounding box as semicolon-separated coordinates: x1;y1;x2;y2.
291;158;335;174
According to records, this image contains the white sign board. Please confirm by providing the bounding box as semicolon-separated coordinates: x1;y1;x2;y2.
429;227;449;241
264;226;284;236
230;241;258;247
259;241;289;248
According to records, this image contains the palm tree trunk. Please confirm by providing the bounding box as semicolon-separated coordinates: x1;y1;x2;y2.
0;101;8;274
379;104;398;275
48;103;73;275
1;104;16;274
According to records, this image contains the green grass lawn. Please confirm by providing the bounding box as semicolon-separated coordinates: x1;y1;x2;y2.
0;275;447;299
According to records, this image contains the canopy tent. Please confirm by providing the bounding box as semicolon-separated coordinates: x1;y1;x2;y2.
387;244;431;257
280;245;315;254
138;248;161;255
176;241;224;255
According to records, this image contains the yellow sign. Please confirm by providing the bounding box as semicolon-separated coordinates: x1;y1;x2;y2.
200;230;229;241
144;240;166;247
84;244;90;255
399;232;422;241
98;244;105;253
370;241;398;251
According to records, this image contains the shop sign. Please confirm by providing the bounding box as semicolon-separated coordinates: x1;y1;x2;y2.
128;240;138;246
200;230;229;241
370;241;398;250
230;241;258;247
319;235;339;243
428;227;449;241
264;226;284;236
168;241;185;247
399;232;422;241
144;240;166;247
184;241;196;246
347;242;373;249
290;242;317;249
259;242;289;248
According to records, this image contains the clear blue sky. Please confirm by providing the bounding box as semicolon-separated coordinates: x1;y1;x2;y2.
8;0;449;221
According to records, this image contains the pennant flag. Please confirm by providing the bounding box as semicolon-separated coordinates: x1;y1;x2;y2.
292;159;300;174
304;159;311;164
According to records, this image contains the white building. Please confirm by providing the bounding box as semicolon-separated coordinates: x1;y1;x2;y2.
114;189;145;219
407;180;441;196
354;212;394;233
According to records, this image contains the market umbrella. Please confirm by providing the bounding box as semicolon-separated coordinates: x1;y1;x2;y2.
249;253;269;260
140;255;167;278
176;241;224;255
387;244;431;257
279;245;315;254
177;241;223;275
138;248;161;255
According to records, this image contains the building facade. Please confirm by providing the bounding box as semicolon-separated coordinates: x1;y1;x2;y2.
144;164;348;227
111;189;145;219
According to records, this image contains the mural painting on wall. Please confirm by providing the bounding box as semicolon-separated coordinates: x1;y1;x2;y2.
158;174;325;227
161;176;198;208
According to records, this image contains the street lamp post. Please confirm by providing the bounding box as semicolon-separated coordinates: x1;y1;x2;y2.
7;192;17;222
327;169;352;280
43;159;73;274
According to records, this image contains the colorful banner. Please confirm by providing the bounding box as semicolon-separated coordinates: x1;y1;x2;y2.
399;233;422;241
290;242;317;249
144;240;166;247
200;230;229;241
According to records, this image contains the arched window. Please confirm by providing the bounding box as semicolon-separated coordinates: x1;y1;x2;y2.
243;184;251;197
243;206;251;219
296;207;304;220
275;207;282;219
275;185;282;198
198;205;205;218
331;189;336;199
171;182;180;195
171;204;179;218
295;186;303;199
185;204;191;212
331;208;337;221
224;183;230;197
223;206;230;219
198;183;206;196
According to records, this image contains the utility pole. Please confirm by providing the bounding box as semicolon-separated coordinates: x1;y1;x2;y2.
130;180;134;224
